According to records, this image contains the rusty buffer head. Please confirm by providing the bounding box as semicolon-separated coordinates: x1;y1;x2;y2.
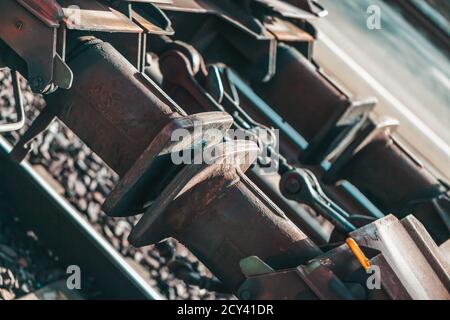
129;140;322;292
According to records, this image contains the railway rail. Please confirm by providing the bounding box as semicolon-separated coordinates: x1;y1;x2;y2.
0;136;162;300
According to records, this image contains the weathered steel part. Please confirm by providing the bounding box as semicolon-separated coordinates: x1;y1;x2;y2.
129;141;323;292
329;126;449;243
155;0;320;75
262;15;314;43
252;43;351;144
59;0;143;33
246;170;329;245
279;168;357;234
157;0;320;32
43;36;183;176
253;1;318;60
10;35;232;218
0;0;59;93
158;46;381;243
158;47;332;244
238;267;316;299
159;49;225;115
58;0;144;69
58;0;174;71
218;66;386;225
156;0;208;13
368;254;411;300
16;0;64;27
128;1;175;35
322;117;400;183
237;243;375;300
158;0;270;39
331;131;444;210
441;239;450;263
350;214;450;300
103;111;233;216
156;0;280;82
304;97;377;164
237;265;354;300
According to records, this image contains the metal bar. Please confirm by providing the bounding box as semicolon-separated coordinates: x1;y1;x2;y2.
0;137;162;300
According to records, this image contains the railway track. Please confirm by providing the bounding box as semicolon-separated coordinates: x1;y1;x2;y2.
0;137;162;300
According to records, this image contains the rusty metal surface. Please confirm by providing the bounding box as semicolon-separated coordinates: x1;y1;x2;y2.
350;214;450;299
252;43;351;142
0;0;57;93
0;0;449;301
157;46;333;243
330;127;449;244
103;112;233;216
16;0;64;27
263;16;314;42
129;140;323;293
237;243;375;300
59;0;143;32
130;4;175;35
45;37;180;176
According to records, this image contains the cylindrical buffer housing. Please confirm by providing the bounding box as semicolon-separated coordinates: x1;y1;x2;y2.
129;143;322;292
46;37;182;176
171;171;322;291
252;44;350;142
334;131;448;243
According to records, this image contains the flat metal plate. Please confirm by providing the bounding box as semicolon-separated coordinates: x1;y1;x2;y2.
60;0;142;32
264;16;314;42
350;214;450;299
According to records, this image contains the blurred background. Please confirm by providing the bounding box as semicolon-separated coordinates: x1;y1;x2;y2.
311;0;449;180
